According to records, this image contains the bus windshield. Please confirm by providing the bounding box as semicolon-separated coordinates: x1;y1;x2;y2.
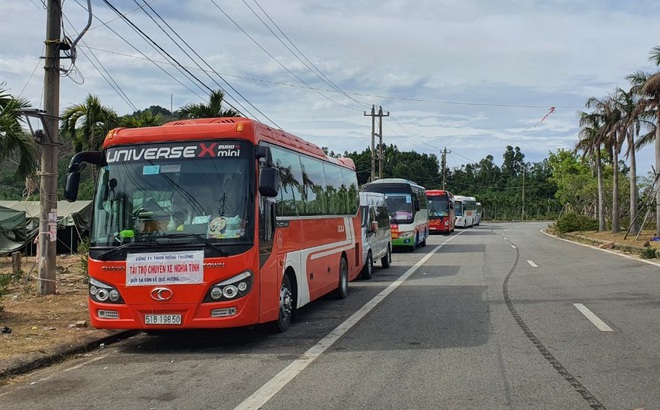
91;141;253;252
384;194;414;223
428;197;449;218
455;201;464;216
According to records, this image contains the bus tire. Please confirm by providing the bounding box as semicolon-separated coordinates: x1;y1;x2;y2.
381;246;391;269
272;274;294;333
334;257;349;299
420;230;427;247
361;252;374;280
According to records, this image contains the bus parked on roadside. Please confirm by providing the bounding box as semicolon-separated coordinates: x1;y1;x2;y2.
359;192;392;279
454;195;477;228
63;117;362;333
426;189;455;234
361;178;429;251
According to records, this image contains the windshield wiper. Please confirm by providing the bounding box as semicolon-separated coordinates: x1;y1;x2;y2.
96;242;155;261
157;233;228;256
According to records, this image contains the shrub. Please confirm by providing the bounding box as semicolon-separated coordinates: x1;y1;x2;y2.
78;237;90;277
640;247;658;259
555;212;598;235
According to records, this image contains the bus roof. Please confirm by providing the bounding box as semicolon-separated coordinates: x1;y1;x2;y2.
362;178;425;190
426;189;453;197
102;117;355;169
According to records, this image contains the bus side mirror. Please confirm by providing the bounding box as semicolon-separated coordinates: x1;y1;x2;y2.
255;145;273;167
414;198;420;212
259;167;279;197
63;151;105;202
64;172;81;202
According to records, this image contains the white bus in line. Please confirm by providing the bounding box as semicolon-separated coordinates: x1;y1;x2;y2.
454;195;477;228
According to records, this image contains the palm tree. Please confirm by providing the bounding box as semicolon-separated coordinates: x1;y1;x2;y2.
119;110;164;128
576;110;606;231
627;46;660;236
60;94;118;152
0;85;38;181
177;90;240;119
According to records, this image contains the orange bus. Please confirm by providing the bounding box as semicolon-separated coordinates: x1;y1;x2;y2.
426;189;455;234
63;118;362;332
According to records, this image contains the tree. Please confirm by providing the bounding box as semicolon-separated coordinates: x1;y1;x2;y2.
576;110;606;230
119;110;164;128
587;95;622;233
0;85;38;181
628;46;660;236
177;90;240;119
60;94;118;152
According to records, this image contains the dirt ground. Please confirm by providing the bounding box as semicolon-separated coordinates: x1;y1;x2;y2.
0;254;93;363
0;225;659;366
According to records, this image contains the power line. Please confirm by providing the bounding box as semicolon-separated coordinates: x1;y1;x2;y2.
209;0;359;113
245;0;369;110
102;0;216;98
136;0;278;126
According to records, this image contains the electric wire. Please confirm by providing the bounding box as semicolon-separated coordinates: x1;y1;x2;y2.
209;0;359;113
102;0;217;98
245;0;369;110
72;0;207;102
136;0;277;126
61;10;138;110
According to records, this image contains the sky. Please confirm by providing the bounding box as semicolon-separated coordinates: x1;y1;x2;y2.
2;0;660;178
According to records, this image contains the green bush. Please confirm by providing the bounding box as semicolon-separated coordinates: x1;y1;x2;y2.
78;237;90;277
555;212;598;235
640;247;658;259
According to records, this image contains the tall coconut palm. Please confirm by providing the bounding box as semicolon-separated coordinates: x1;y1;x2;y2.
627;70;660;235
177;90;240;119
576;110;606;230
616;85;654;234
61;94;118;152
628;46;660;236
0;85;38;181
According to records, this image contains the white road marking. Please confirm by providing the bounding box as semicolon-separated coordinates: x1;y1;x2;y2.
234;233;462;410
527;260;538;267
573;303;613;332
63;354;108;372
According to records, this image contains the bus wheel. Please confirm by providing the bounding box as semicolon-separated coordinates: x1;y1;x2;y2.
381;246;391;269
273;274;294;332
361;252;374;280
420;231;427;247
335;257;349;299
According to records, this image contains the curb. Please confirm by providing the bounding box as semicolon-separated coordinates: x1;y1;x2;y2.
0;329;138;382
562;232;649;254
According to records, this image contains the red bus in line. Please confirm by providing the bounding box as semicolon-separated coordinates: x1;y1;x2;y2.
426;190;455;234
64;117;362;332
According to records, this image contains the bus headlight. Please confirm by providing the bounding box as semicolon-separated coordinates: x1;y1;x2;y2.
203;270;253;302
89;277;124;304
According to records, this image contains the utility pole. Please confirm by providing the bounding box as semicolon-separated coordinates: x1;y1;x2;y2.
38;0;62;295
364;106;376;182
376;106;389;179
440;147;450;190
521;165;526;221
364;105;389;181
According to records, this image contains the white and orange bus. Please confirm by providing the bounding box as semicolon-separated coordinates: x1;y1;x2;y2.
426;189;455;234
361;178;429;251
64;118;362;332
454;195;477;228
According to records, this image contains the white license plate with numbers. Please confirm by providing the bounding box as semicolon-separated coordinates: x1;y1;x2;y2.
144;314;182;325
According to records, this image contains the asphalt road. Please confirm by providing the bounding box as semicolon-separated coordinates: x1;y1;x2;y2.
1;221;659;410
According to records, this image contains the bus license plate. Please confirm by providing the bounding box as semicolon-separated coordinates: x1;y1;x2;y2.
144;314;182;325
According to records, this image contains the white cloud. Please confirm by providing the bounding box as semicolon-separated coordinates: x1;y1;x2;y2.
2;0;659;178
